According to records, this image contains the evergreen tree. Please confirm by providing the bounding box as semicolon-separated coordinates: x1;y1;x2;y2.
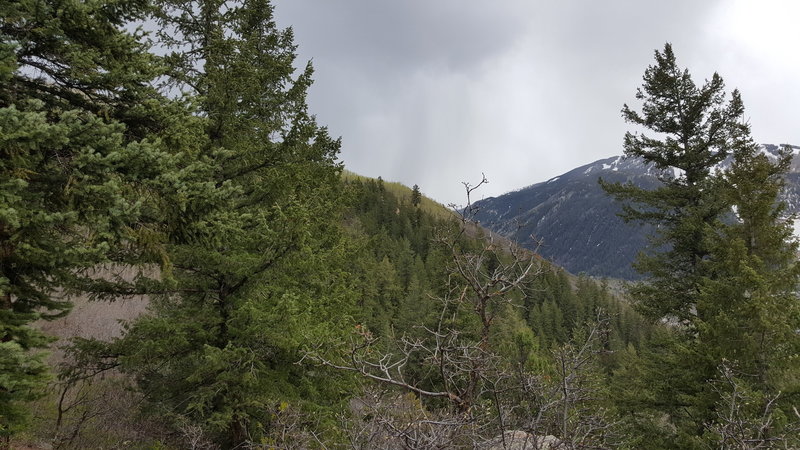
600;43;748;325
0;0;169;441
78;1;352;446
603;43;800;442
411;184;422;207
697;140;800;441
702;142;799;381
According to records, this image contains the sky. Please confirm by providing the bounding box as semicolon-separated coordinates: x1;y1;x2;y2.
271;1;800;206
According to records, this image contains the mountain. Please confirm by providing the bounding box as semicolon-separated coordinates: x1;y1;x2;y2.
472;144;800;280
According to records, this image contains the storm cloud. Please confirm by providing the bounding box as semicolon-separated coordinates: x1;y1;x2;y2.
273;1;800;205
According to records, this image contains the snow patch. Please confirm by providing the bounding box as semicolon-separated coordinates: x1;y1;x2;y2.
758;146;779;160
547;176;560;183
602;156;624;171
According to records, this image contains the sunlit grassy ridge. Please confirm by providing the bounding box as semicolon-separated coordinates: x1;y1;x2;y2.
342;169;456;221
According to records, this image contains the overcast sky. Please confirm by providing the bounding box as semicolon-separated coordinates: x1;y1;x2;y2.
271;1;800;205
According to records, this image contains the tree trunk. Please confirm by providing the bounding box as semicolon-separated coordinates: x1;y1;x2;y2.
0;292;11;343
228;418;247;449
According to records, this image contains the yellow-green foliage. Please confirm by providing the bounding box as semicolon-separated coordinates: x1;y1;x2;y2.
341;170;455;221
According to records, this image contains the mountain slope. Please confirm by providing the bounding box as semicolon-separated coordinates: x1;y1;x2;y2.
473;144;800;280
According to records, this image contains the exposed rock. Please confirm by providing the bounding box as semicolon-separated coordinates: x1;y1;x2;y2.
486;430;561;449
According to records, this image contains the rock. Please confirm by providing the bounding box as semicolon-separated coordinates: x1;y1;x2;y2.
486;430;561;449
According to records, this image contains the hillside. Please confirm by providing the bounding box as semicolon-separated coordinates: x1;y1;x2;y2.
22;173;652;448
341;173;645;336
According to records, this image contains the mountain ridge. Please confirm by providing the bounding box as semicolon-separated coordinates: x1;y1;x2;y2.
472;144;800;280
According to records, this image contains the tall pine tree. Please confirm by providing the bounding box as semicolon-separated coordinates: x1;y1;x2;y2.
603;43;800;444
697;140;800;445
74;1;353;446
601;43;747;326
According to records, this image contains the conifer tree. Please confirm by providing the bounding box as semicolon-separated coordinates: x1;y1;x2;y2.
603;43;800;442
701;142;799;381
76;1;351;446
601;43;748;326
697;140;800;442
0;0;170;441
411;184;422;206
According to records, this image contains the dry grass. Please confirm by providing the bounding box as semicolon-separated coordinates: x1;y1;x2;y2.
21;267;163;449
34;265;152;364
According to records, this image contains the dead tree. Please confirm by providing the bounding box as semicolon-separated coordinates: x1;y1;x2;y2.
706;362;800;449
521;313;622;449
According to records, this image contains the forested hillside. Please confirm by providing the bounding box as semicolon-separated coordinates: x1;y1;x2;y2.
341;176;650;352
14;170;654;448
2;1;799;449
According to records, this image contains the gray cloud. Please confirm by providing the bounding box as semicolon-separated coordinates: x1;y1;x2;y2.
273;1;798;205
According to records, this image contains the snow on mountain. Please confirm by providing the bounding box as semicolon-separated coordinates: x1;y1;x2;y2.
472;144;800;280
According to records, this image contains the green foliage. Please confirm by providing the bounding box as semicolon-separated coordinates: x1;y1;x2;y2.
0;342;49;438
345;176;648;354
342;177;450;333
601;43;747;325
491;305;548;373
602;43;800;443
701;142;800;382
522;270;649;355
66;1;357;447
411;184;422;207
695;140;800;440
0;0;360;447
0;0;171;438
337;176;660;445
13;2;789;446
342;170;454;221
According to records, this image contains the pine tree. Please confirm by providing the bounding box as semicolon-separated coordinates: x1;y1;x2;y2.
0;0;170;441
603;43;800;442
411;184;422;207
697;140;800;441
701;142;799;380
77;1;351;446
600;43;748;326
